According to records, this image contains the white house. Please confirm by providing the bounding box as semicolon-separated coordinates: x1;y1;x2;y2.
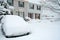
7;0;41;19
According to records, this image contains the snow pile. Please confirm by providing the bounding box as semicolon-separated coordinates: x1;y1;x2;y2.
9;6;14;10
24;17;31;21
28;19;41;23
1;15;31;36
28;0;40;4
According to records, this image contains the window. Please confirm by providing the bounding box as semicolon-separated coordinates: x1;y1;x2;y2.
28;13;33;19
18;1;24;7
35;14;40;19
29;4;34;9
17;11;24;18
37;6;41;10
7;0;14;6
11;11;13;15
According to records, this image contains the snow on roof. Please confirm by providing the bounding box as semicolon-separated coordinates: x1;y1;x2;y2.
25;0;40;4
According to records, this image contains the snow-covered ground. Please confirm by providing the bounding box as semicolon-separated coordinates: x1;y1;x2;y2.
0;18;60;40
0;0;59;40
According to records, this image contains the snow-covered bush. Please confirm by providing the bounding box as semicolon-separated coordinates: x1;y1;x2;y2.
24;17;31;21
1;15;31;37
28;19;41;23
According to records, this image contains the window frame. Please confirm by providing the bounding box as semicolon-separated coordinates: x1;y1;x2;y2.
18;1;24;7
29;4;34;9
7;0;14;6
37;5;41;10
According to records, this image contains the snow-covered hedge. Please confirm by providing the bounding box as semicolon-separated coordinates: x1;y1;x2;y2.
24;17;31;21
1;15;31;37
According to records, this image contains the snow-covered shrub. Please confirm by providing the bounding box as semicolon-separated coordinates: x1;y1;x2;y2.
24;17;31;21
1;15;31;37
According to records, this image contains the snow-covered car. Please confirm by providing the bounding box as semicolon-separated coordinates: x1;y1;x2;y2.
1;15;31;38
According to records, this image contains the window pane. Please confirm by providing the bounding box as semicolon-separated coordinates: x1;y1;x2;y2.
37;6;41;10
7;0;14;6
18;1;24;7
35;14;40;19
29;4;34;9
28;13;33;19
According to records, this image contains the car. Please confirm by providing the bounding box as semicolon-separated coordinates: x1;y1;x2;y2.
1;15;31;38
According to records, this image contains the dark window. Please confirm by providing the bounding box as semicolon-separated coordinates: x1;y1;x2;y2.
35;14;40;19
28;13;33;19
18;1;24;7
37;6;41;10
7;0;14;6
11;11;13;15
29;4;34;9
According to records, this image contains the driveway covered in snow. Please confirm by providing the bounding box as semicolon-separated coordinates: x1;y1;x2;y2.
0;19;60;40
